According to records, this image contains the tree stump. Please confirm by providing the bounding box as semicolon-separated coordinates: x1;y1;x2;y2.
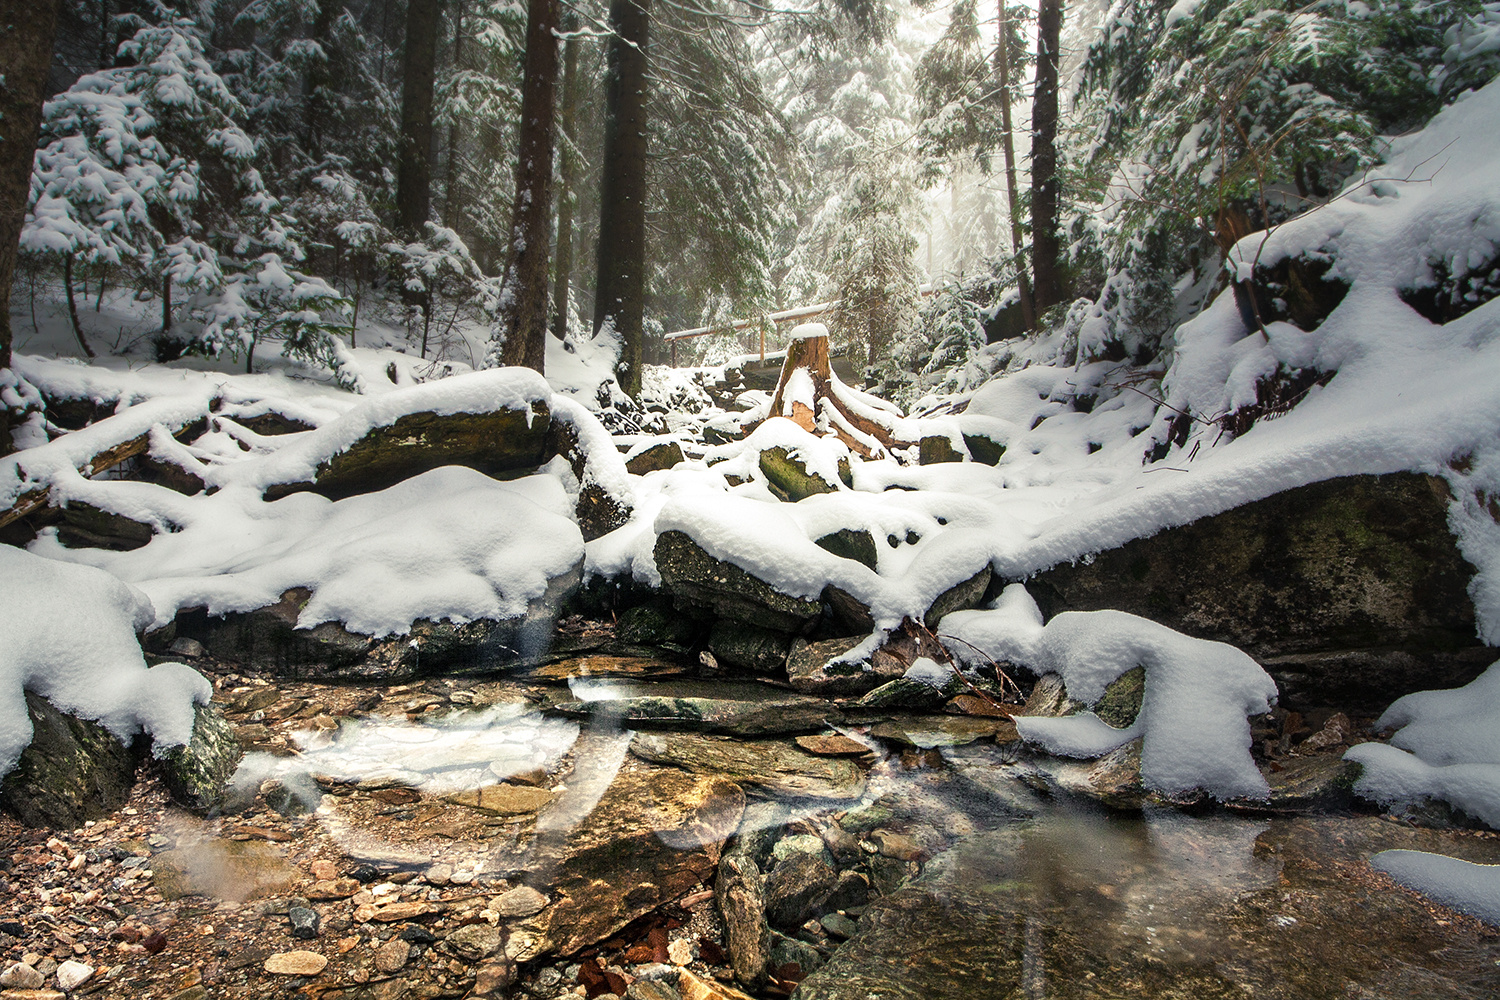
760;325;916;460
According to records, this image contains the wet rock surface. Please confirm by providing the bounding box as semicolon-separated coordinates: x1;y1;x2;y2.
0;631;1496;1000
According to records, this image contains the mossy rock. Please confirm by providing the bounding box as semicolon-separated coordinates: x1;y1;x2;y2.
814;528;879;570
786;636;899;697
962;432;1006;466
55;502;157;551
1091;666;1145;728
548;418;633;540
617;600;699;647
173;558;583;681
626;440;685;475
654;529;822;633
759;446;843;501
266;401;552;502
919;435;965;465
173;588;377;678
708;620;796;674
1;692;141;827
1026;473;1493;710
156;703;243;813
856;676;951;711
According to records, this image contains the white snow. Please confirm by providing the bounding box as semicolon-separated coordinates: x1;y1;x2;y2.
0;547;211;776
1368;850;1500;925
33;467;585;636
1344;661;1500;827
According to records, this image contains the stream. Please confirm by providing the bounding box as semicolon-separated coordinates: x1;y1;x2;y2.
217;663;1500;1000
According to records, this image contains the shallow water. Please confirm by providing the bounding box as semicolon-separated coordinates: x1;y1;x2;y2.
231;677;1500;999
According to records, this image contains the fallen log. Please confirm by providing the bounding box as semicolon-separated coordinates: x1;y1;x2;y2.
0;395;213;530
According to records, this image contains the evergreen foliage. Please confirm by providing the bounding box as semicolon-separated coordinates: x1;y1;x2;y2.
1069;0;1500;361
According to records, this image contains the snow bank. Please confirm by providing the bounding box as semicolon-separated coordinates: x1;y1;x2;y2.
36;468;585;636
1368;850;1500;925
1344;661;1500;828
0;547;211;776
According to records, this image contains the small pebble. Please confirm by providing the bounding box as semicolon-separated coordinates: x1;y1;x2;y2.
375;938;409;974
56;960;95;990
0;961;45;989
264;950;328;975
289;906;321;940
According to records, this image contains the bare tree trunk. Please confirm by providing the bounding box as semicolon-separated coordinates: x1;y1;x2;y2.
550;15;579;341
64;256;94;357
996;0;1035;330
0;0;63;377
1030;0;1065;315
593;0;650;398
396;0;440;237
442;0;465;230
495;0;560;374
161;271;171;335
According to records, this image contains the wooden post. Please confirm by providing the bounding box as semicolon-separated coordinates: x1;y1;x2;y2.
759;322;765;362
670;339;677;368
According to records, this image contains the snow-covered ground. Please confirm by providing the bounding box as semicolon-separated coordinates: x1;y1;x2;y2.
6;72;1500;924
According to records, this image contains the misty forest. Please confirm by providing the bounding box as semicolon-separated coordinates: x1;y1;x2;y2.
3;0;1500;997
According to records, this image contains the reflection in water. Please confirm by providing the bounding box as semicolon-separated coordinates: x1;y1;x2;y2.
235;703;582;796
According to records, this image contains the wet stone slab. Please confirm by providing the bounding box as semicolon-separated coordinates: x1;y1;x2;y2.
630;731;868;802
552;679;841;736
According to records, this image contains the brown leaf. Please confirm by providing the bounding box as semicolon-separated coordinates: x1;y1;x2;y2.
696;937;725;965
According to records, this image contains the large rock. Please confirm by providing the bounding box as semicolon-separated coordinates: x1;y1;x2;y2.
707;621;795;674
0;692;140;827
266;401;552;502
716;852;770;987
654;530;822;633
630;732;866;801
1026;474;1493;709
502;761;745;959
758;447;850;501
174;556;582;681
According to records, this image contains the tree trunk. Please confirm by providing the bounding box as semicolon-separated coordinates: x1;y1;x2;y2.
396;0;440;237
495;0;560;374
1030;0;1065;315
0;0;63;377
442;0;465;230
550;16;579;341
161;271;171;335
593;0;650;398
64;256;93;358
996;0;1035;330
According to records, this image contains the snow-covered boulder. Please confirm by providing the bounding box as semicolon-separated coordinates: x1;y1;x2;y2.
0;548;215;824
1024;473;1490;710
654;529;823;634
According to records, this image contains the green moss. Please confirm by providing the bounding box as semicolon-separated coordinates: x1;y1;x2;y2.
815;528;879;570
759;446;840;500
1092;666;1146;728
